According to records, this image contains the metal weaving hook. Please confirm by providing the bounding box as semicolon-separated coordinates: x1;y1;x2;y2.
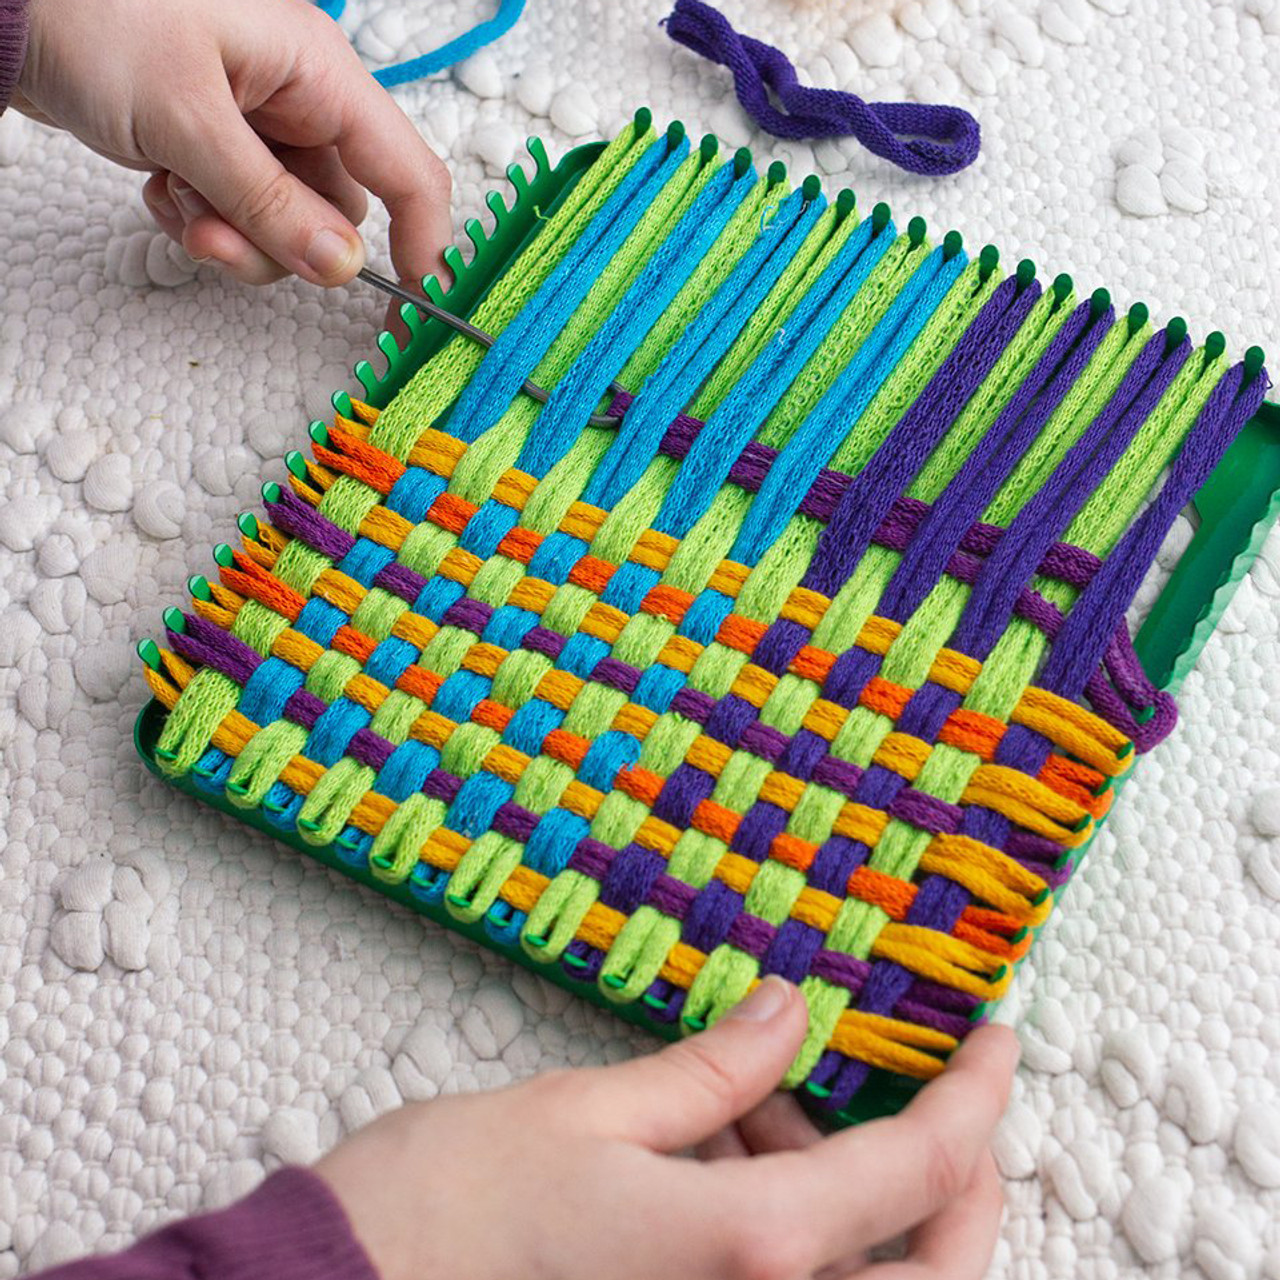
357;268;628;428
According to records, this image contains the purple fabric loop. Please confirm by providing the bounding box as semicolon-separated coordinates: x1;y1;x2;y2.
663;0;980;175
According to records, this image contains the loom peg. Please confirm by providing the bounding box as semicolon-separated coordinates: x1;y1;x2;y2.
163;606;187;635
1126;301;1148;334
1164;317;1188;353
908;216;927;248
187;575;213;603
136;639;163;672
977;244;999;281
213;544;235;569
1244;346;1266;382
237;512;259;540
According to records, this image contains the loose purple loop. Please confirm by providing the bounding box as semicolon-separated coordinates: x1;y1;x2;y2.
663;0;981;176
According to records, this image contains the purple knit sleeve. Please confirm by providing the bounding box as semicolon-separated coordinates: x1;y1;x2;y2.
0;0;29;115
26;1167;381;1280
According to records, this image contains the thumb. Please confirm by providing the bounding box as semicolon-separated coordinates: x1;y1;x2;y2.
578;977;809;1152
170;105;365;286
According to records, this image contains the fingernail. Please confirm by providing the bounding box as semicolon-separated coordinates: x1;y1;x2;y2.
727;976;792;1023
169;181;207;220
306;229;359;280
149;192;179;222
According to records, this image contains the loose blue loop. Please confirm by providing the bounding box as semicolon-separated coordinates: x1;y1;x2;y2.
663;0;980;176
315;0;527;89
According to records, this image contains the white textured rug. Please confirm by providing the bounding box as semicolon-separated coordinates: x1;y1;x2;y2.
2;0;1280;1275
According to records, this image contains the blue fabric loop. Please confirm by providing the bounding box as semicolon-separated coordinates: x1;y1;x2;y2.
315;0;527;89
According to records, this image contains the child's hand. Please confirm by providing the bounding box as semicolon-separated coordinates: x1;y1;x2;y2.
15;0;451;288
317;978;1018;1280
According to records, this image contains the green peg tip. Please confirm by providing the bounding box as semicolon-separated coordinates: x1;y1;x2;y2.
1126;301;1149;334
445;893;472;909
335;837;358;851
297;818;321;832
967;1003;987;1023
835;188;856;219
665;120;686;150
641;993;668;1010
1204;331;1226;361
1134;703;1157;724
978;244;1000;279
633;106;652;135
1071;814;1093;834
563;952;588;969
766;159;787;187
1165;316;1188;352
137;639;162;671
1244;345;1266;381
1089;287;1111;318
1010;927;1029;945
263;480;283;503
907;215;927;248
284;452;308;481
601;974;627;990
226;780;250;797
308;421;328;446
804;1081;833;1099
1031;887;1051;907
213;543;234;569
154;748;177;763
189;765;212;780
1015;258;1036;290
871;201;891;233
370;854;394;872
732;147;752;178
236;512;259;539
1116;740;1135;761
162;606;186;634
524;934;548;949
261;800;286;815
187;575;212;603
992;965;1008;984
942;229;963;260
801;174;821;202
1051;272;1073;304
681;1014;707;1031
699;133;718;163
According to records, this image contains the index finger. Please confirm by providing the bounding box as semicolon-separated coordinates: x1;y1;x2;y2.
333;70;454;291
730;1025;1019;1266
